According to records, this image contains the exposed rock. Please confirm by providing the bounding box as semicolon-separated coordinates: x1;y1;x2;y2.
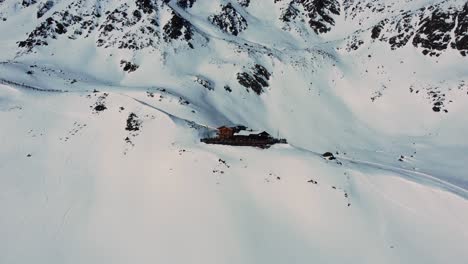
37;0;54;18
412;9;457;56
410;84;451;113
322;152;336;160
18;11;86;51
282;0;340;34
120;60;139;73
126;113;141;131
97;4;159;50
365;2;466;56
224;85;232;92
94;104;107;112
90;93;108;114
387;13;416;50
346;35;364;51
300;0;340;33
22;0;37;7
237;64;271;95
280;4;300;23
451;3;468;56
135;0;157;14
178;97;190;105
371;22;385;39
17;1;164;53
194;76;214;91
210;3;248;36
238;0;250;7
175;0;196;9
163;11;193;43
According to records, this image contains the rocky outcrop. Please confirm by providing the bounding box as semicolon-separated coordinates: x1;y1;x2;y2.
37;0;54;18
300;0;340;34
371;21;386;40
21;0;37;7
175;0;196;9
412;9;457;56
451;3;468;56
280;4;300;23
163;11;194;46
281;0;340;34
194;76;214;91
349;1;468;56
237;64;271;95
97;3;160;50
18;10;94;52
120;60;139;73
210;3;248;36
135;0;158;14
387;12;416;50
238;0;250;7
10;0;468;58
15;0;204;53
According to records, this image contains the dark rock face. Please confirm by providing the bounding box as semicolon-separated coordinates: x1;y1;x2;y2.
371;23;384;40
210;3;248;36
426;88;448;113
18;10;89;51
37;0;54;18
16;0;109;53
409;84;452;113
90;93;109;114
237;64;271;95
120;60;139;73
21;0;37;7
94;104;107;112
97;3;160;50
282;0;340;34
387;13;416;50
300;0;340;33
346;35;364;51
224;85;232;92
364;2;468;56
194;76;214;91
343;0;382;20
10;0;468;59
175;0;196;9
126;113;141;131
163;11;193;42
322;152;336;160
412;9;457;56
16;0;200;53
280;4;300;23
237;0;250;7
451;3;468;56
135;0;157;14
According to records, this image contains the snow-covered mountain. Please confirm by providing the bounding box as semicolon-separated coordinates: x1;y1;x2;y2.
1;0;468;263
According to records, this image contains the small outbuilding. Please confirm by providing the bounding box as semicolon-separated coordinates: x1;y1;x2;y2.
257;131;271;138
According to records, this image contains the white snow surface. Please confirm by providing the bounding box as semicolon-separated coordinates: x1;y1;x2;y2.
1;0;468;263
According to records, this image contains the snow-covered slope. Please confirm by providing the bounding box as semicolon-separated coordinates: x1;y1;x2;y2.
1;0;467;263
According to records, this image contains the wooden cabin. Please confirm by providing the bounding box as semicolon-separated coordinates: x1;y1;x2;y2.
217;126;234;139
201;126;287;148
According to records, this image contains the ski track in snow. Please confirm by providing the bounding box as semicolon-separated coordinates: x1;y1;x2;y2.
292;144;468;199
